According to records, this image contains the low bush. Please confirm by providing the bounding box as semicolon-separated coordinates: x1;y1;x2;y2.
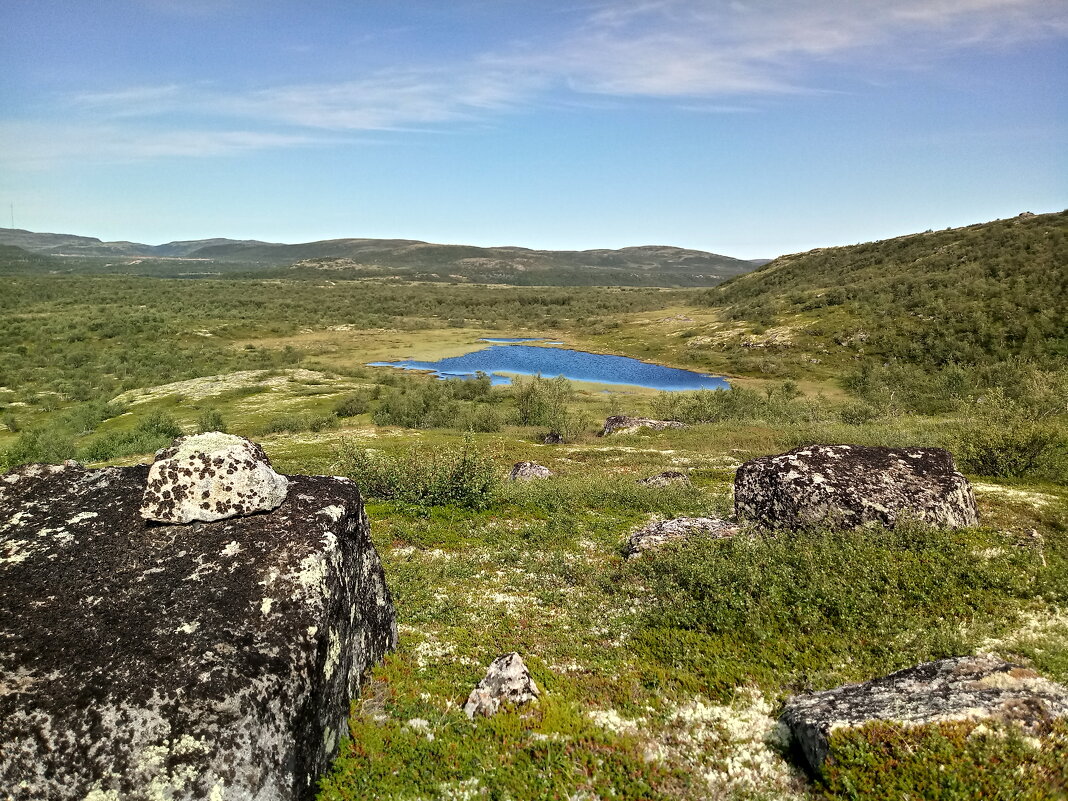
255;412;336;436
335;437;499;509
626;524;1047;698
333;392;372;418
79;410;184;462
197;408;227;433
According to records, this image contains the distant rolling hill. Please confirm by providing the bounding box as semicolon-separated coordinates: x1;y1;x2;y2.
704;210;1068;366
0;228;762;286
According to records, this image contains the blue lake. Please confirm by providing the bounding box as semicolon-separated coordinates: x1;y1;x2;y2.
369;344;729;391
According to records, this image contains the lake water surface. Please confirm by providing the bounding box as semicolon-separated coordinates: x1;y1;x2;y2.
369;343;729;391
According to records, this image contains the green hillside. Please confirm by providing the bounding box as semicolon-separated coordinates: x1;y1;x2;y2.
705;211;1068;367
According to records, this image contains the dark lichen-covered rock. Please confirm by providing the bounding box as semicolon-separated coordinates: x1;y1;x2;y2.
624;516;739;558
0;461;396;801
781;654;1068;774
141;432;289;524
600;416;686;436
735;444;978;531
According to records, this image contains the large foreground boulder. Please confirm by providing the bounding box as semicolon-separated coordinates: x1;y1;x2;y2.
600;416;686;436
735;444;978;530
0;460;396;801
781;654;1068;773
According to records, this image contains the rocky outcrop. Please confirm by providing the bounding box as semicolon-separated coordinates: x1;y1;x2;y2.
600;416;686;436
624;516;739;558
141;432;289;524
735;444;978;531
464;653;540;718
509;461;552;481
781;655;1068;773
636;470;691;488
0;460;396;801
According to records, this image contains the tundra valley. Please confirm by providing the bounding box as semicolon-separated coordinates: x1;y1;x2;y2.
1;210;1067;800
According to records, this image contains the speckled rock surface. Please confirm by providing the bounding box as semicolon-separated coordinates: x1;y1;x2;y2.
781;654;1068;773
624;516;739;558
735;444;978;531
509;461;552;481
636;470;691;488
463;653;540;718
141;432;290;524
600;416;686;436
0;461;396;801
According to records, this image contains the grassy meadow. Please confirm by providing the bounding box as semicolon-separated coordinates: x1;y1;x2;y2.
2;214;1067;799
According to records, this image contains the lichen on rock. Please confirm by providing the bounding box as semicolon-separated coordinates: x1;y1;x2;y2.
508;462;552;482
0;460;396;801
140;432;289;524
600;416;686;436
735;444;978;531
780;654;1068;773
463;653;540;718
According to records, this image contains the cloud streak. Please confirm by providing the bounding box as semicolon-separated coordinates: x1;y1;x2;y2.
7;0;1065;165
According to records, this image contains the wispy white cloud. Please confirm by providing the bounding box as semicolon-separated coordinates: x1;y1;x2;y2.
0;121;332;169
8;0;1065;166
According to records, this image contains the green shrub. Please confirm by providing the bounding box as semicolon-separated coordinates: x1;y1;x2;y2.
373;381;460;429
333;392;372;418
197;408;227;433
2;412;19;433
626;525;1043;698
1;425;77;469
512;374;574;426
953;388;1068;481
819;719;1068;800
459;404;505;433
335;437;499;509
256;412;336;436
79;410;184;462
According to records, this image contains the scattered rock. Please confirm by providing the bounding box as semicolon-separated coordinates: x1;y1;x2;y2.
509;461;552;481
0;460;396;801
624;516;739;558
781;654;1068;774
600;416;686;436
735;444;978;531
141;432;290;524
463;653;540;718
542;432;564;445
636;470;691;488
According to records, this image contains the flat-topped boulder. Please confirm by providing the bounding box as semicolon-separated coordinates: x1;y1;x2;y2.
0;460;396;801
600;416;686;436
509;461;552;481
141;432;289;524
735;444;978;531
781;654;1068;773
624;516;739;558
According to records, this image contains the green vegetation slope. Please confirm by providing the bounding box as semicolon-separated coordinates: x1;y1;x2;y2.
704;210;1068;366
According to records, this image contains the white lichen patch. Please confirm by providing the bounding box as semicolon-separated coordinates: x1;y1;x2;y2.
175;621;200;635
324;628;342;679
645;690;802;799
219;541;243;558
68;511;99;524
972;483;1058;508
260;597;274;616
978;608;1068;654
587;708;644;737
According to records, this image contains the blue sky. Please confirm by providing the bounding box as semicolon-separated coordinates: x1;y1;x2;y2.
1;1;1065;258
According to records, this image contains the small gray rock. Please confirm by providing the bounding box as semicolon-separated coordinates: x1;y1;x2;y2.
141;432;289;524
624;516;739;558
509;461;552;481
735;444;978;531
781;654;1068;774
600;416;686;436
464;653;540;718
636;470;691;488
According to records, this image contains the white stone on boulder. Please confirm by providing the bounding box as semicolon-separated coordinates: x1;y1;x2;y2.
735;444;978;531
141;432;289;524
463;653;540;718
624;516;739;558
509;461;552;482
781;654;1068;773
